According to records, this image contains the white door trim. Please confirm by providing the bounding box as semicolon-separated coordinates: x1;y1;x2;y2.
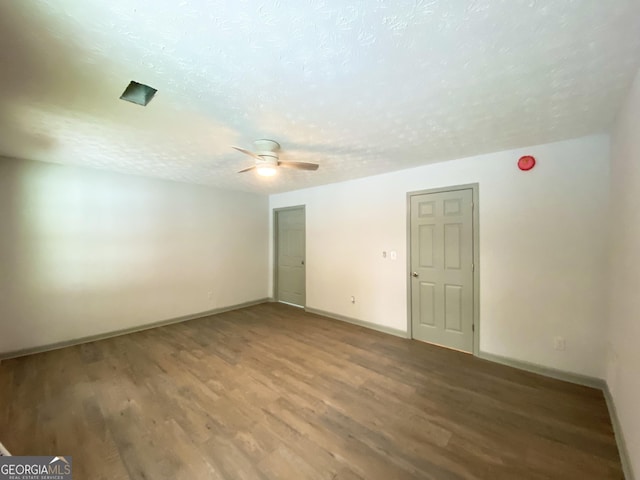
406;184;480;355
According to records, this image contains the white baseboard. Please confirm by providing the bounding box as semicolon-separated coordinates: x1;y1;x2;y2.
603;384;635;480
304;307;407;338
0;298;270;361
476;351;605;389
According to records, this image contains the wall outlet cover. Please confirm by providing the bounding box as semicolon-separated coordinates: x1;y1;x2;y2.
553;337;566;351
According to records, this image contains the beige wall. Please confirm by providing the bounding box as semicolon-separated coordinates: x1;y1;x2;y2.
0;157;268;355
608;67;640;477
270;135;610;378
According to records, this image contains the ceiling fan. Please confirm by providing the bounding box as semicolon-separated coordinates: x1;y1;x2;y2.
232;139;320;176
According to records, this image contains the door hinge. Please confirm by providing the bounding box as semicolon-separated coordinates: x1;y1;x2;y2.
472;324;475;332
472;263;474;272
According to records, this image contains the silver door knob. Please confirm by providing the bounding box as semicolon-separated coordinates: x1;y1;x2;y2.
412;272;419;278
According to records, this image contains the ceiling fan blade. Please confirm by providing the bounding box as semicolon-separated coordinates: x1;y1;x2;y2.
232;146;265;162
278;161;319;171
238;165;256;173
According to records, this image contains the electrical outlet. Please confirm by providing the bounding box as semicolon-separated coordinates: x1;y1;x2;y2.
208;291;214;300
390;250;397;260
350;296;356;304
553;336;566;351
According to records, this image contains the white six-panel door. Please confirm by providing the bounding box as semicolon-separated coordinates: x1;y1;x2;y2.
410;189;475;352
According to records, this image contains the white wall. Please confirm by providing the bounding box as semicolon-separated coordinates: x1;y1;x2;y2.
0;157;268;355
270;135;610;378
608;67;640;477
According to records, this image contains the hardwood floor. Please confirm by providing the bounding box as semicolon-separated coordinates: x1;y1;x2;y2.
0;303;623;479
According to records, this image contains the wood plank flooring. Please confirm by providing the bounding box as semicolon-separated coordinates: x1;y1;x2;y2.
0;303;623;479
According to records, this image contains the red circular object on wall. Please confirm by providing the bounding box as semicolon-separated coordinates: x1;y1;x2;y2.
518;155;536;171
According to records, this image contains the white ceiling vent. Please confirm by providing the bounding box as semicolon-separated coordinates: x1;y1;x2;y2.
120;81;157;106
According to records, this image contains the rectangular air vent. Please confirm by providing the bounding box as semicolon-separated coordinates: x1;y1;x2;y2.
120;81;157;106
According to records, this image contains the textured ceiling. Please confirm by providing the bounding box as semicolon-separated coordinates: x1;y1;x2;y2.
1;1;639;194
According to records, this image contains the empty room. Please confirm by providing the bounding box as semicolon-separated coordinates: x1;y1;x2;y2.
1;1;639;479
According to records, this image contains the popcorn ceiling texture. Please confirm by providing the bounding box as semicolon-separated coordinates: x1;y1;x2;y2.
0;0;639;194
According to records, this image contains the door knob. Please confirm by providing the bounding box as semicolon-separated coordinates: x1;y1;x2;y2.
412;272;419;278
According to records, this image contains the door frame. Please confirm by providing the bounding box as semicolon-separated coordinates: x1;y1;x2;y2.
406;183;480;355
273;205;306;306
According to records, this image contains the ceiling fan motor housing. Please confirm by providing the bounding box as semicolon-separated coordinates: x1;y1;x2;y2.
253;139;280;151
252;140;280;164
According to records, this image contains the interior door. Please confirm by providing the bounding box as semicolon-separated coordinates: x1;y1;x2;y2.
275;207;305;307
410;188;474;352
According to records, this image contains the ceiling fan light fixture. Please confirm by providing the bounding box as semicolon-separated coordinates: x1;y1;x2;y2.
233;140;319;175
256;165;277;177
